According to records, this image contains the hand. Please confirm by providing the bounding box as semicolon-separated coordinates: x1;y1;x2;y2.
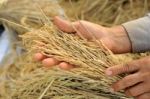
105;56;150;99
34;16;131;69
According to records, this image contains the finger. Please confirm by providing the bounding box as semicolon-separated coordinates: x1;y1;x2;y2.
105;61;140;76
74;20;102;40
34;53;47;61
136;93;150;99
53;16;75;33
42;58;60;68
112;73;143;91
59;62;74;70
54;17;97;40
125;82;150;97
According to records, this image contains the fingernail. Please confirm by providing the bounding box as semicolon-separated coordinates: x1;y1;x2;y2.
105;70;112;76
110;88;115;93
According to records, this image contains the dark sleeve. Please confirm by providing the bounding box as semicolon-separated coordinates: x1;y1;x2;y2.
122;13;150;53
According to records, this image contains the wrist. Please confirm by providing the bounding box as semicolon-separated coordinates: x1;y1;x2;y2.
108;26;132;53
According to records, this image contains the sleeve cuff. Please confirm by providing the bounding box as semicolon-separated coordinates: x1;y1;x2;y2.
122;14;150;53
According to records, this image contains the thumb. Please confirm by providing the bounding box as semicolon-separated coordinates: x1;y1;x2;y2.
53;16;75;33
105;61;140;76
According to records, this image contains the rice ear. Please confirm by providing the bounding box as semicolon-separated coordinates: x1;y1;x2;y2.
0;0;149;99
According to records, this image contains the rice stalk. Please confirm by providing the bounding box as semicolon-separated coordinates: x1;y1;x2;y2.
1;0;149;99
19;21;130;98
11;67;129;99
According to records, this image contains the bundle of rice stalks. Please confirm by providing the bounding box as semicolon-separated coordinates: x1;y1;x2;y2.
22;25;121;81
11;68;128;99
0;50;126;99
1;0;149;99
20;22;129;98
0;53;128;99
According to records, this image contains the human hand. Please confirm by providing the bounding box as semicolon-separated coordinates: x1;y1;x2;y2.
34;16;131;69
105;56;150;99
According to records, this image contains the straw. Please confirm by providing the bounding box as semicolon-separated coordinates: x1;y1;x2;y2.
0;0;150;99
